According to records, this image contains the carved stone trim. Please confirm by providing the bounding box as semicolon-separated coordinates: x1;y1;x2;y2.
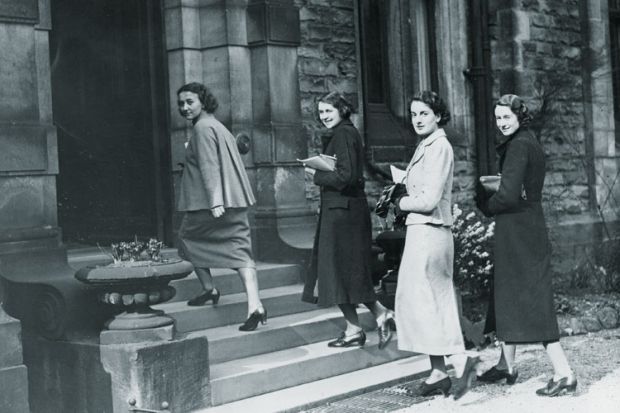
0;0;39;24
247;1;300;46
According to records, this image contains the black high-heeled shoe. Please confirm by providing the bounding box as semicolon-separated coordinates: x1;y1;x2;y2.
378;312;395;350
238;308;268;331
535;377;577;397
187;288;220;306
478;365;518;384
417;377;451;397
452;356;480;400
327;330;366;348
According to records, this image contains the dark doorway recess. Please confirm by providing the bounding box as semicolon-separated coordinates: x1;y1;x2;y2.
358;0;437;162
50;0;171;247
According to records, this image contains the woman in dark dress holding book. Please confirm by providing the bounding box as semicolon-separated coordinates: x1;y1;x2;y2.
302;92;394;349
476;94;576;396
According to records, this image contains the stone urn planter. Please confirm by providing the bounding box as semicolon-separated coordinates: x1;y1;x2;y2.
75;258;193;330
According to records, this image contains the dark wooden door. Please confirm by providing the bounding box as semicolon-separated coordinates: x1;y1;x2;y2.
50;0;171;246
358;0;437;154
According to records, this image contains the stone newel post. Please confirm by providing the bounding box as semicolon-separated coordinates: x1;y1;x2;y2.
247;0;316;262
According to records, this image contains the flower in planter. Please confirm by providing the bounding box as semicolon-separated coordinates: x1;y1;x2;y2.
452;204;495;298
107;237;166;264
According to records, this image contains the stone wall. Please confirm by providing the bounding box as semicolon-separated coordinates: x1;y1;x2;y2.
295;0;359;207
294;0;619;241
489;0;620;276
294;0;477;216
490;0;593;220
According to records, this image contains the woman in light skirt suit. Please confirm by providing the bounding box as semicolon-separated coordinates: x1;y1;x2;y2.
395;91;479;399
176;82;266;332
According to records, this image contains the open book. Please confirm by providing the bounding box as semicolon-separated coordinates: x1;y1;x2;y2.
390;165;407;184
297;154;336;172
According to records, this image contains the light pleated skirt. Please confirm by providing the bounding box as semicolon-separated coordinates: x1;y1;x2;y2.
178;208;255;269
395;224;464;355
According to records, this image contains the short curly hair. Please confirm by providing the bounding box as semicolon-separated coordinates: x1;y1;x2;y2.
177;82;219;113
494;94;533;126
410;91;451;126
315;91;355;124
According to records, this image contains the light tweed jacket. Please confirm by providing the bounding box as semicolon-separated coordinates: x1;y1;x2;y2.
177;116;255;211
398;128;454;227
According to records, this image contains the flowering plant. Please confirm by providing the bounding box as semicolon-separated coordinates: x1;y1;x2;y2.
452;204;495;297
107;237;165;264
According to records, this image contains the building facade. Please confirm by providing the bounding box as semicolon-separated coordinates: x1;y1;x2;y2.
2;0;618;261
1;0;619;411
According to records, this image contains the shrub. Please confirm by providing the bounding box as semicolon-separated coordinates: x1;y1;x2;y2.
452;204;495;297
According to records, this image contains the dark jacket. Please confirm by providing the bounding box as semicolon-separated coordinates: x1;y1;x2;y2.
302;120;376;305
482;128;559;342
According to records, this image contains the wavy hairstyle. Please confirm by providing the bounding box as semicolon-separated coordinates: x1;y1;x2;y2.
410;90;451;126
177;82;219;113
315;91;355;124
494;94;533;126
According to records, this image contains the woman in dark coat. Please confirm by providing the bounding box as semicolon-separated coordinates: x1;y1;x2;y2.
176;82;266;332
477;94;576;396
302;92;394;349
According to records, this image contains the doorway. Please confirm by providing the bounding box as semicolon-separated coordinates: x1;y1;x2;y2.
50;0;171;247
358;0;437;152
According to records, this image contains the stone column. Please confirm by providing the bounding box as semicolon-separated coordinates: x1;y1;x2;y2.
165;0;314;263
165;0;254;194
435;0;480;200
247;0;315;262
0;0;97;340
582;0;620;225
0;0;59;255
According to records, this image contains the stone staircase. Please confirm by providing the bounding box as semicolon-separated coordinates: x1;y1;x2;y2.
154;263;424;411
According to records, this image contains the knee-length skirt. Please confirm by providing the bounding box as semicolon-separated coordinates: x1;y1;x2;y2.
178;208;255;269
395;224;464;355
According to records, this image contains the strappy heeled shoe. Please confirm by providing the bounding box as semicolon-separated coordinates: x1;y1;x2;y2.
238;308;268;331
452;356;480;400
327;330;366;348
187;288;220;306
417;377;451;397
378;311;395;350
478;365;518;384
535;377;577;397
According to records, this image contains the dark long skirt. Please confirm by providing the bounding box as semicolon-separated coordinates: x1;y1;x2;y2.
489;202;559;343
303;197;377;306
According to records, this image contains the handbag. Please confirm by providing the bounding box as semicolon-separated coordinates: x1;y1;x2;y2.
374;183;407;218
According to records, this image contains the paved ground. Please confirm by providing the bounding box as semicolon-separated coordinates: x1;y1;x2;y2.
305;328;620;413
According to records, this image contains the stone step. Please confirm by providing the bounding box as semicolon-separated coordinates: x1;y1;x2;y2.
187;308;377;364
169;263;301;302
155;284;316;333
195;353;429;413
209;333;412;406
